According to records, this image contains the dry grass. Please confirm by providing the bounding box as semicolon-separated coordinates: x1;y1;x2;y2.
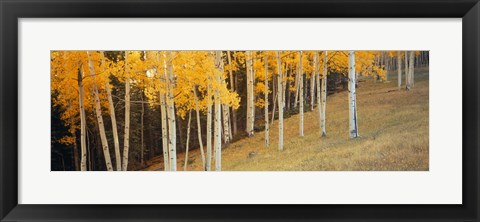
143;68;429;171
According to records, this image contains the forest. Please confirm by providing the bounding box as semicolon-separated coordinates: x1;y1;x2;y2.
51;50;429;171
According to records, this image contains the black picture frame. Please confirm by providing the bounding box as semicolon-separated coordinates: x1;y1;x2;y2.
1;0;479;221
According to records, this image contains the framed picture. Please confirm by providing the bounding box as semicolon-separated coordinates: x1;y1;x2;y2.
1;0;479;221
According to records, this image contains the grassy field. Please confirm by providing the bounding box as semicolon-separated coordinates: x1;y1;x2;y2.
143;67;429;171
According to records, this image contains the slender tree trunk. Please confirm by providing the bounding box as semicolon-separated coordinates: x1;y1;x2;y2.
78;66;87;171
321;51;328;137
246;51;255;136
222;105;230;144
298;51;304;137
183;110;192;171
397;52;402;90
87;52;113;171
166;51;177;171
227;51;238;136
206;77;212;171
214;51;223;171
264;54;269;147
294;66;299;109
271;74;277;125
122;51;131;171
405;51;410;90
140;90;145;167
348;51;359;138
314;52;321;133
193;88;206;170
310;67;315;112
410;51;415;87
105;75;121;171
276;51;284;151
159;92;169;171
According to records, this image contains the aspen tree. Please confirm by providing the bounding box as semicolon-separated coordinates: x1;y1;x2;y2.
314;52;321;133
320;51;328;137
397;51;402;90
246;51;255;136
348;51;359;138
122;51;131;171
299;51;304;137
183;110;192;171
193;88;206;170
264;54;269;147
87;51;113;171
405;51;410;90
77;65;88;171
159;92;170;171
409;51;415;88
105;71;121;171
206;73;213;171
277;51;284;151
214;51;223;171
166;51;177;171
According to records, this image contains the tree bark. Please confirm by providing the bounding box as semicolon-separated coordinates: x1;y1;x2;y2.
310;62;315;112
405;51;410;91
214;51;223;171
276;51;284;151
348;51;359;138
246;51;255;136
87;52;113;171
122;51;131;171
206;75;213;171
159;91;169;171
78;66;88;171
183;110;192;171
140;90;145;167
298;51;304;137
264;54;269;147
314;52;321;133
166;51;177;171
397;51;402;90
410;51;415;88
193;88;206;170
321;51;328;137
105;75;121;171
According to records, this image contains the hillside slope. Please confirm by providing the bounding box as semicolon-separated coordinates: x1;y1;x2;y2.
143;68;429;171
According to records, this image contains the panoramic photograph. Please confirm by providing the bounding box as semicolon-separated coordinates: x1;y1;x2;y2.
51;50;429;171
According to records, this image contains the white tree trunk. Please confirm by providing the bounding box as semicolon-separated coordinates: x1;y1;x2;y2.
314;52;321;133
397;51;402;90
87;52;113;171
310;66;315;112
105;78;121;171
222;104;230;144
246;51;255;136
214;51;223;171
122;51;131;171
78;66;87;171
405;51;410;90
348;51;359;138
183;110;192;171
159;91;170;171
321;51;328;137
409;51;415;88
166;51;177;171
193;88;206;170
298;51;304;137
264;54;269;147
276;51;284;151
206;77;212;171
